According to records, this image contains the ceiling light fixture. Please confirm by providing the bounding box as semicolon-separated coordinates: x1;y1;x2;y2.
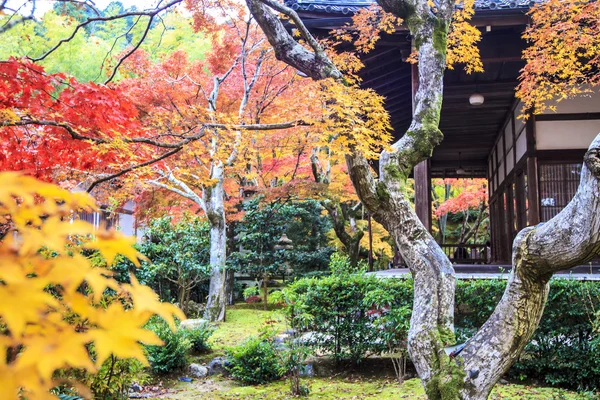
469;92;485;106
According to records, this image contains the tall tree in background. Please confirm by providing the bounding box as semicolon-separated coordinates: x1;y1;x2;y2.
115;13;318;321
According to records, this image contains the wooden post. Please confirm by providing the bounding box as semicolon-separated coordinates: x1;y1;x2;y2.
526;117;540;226
414;160;432;231
411;62;432;232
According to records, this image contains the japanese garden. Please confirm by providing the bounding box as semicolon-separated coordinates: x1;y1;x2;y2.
1;0;600;398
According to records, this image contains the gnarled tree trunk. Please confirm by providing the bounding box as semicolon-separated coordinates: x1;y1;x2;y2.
204;163;228;322
323;202;364;266
246;0;600;398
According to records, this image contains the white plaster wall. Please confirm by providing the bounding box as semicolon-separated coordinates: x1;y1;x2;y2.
504;124;513;151
536;120;600;150
118;213;136;237
507;149;514;172
516;133;527;161
543;90;600;114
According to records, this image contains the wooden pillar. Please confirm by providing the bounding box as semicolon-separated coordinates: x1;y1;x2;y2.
415;160;432;232
526;117;540;226
410;63;432;231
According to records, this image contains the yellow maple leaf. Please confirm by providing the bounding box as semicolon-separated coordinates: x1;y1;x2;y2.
89;303;163;366
84;230;141;266
17;327;94;382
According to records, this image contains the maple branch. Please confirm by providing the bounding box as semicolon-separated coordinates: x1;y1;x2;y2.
207;120;310;130
104;15;155;84
53;0;102;16
2;119;306;147
29;0;183;62
245;0;341;80
86;146;184;193
150;169;206;211
0;0;35;34
258;0;323;58
1;119;105;143
95;14;144;82
228;45;268;166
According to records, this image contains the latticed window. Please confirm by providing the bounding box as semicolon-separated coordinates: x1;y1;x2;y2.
539;163;582;222
76;209;117;230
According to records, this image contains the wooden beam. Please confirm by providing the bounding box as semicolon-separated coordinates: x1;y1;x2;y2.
526;117;540;226
414;160;432;231
534;112;600;121
363;68;410;86
366;75;412;92
361;48;401;64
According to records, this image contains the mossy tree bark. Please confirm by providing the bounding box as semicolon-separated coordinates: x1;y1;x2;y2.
246;0;600;398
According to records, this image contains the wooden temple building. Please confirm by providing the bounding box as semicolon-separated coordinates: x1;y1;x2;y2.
292;0;600;265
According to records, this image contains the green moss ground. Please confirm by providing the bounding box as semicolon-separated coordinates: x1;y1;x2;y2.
208;303;286;352
153;377;587;399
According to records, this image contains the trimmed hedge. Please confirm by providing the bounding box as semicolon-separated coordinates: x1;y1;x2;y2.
285;274;600;390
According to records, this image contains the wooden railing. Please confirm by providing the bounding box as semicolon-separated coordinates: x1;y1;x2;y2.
440;244;489;264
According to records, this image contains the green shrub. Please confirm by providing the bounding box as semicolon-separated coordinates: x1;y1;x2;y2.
284;267;600;390
225;335;284;384
509;280;600;391
144;318;191;374
53;355;147;400
284;255;412;363
91;357;146;399
182;322;215;353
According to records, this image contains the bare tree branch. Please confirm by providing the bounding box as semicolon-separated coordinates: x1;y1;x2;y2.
104;15;154;84
0;0;36;34
86;145;184;193
29;0;183;62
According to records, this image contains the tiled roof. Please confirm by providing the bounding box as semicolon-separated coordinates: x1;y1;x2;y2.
285;0;539;14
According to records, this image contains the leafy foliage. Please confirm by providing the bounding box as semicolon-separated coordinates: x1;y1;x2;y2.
432;178;489;244
283;255;412;363
225;334;284;385
144;318;191;375
134;215;211;314
510;280;600;390
183;322;216;353
518;0;600;115
0;172;184;399
284;265;600;390
231;198;332;278
89;356;146;400
53;352;146;400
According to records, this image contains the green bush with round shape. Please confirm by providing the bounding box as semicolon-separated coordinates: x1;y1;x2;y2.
225;335;284;385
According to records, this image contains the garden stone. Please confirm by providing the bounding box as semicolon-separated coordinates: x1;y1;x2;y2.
179;318;209;330
129;382;143;392
128;394;152;399
208;356;231;376
299;363;314;377
188;363;209;378
274;332;293;344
